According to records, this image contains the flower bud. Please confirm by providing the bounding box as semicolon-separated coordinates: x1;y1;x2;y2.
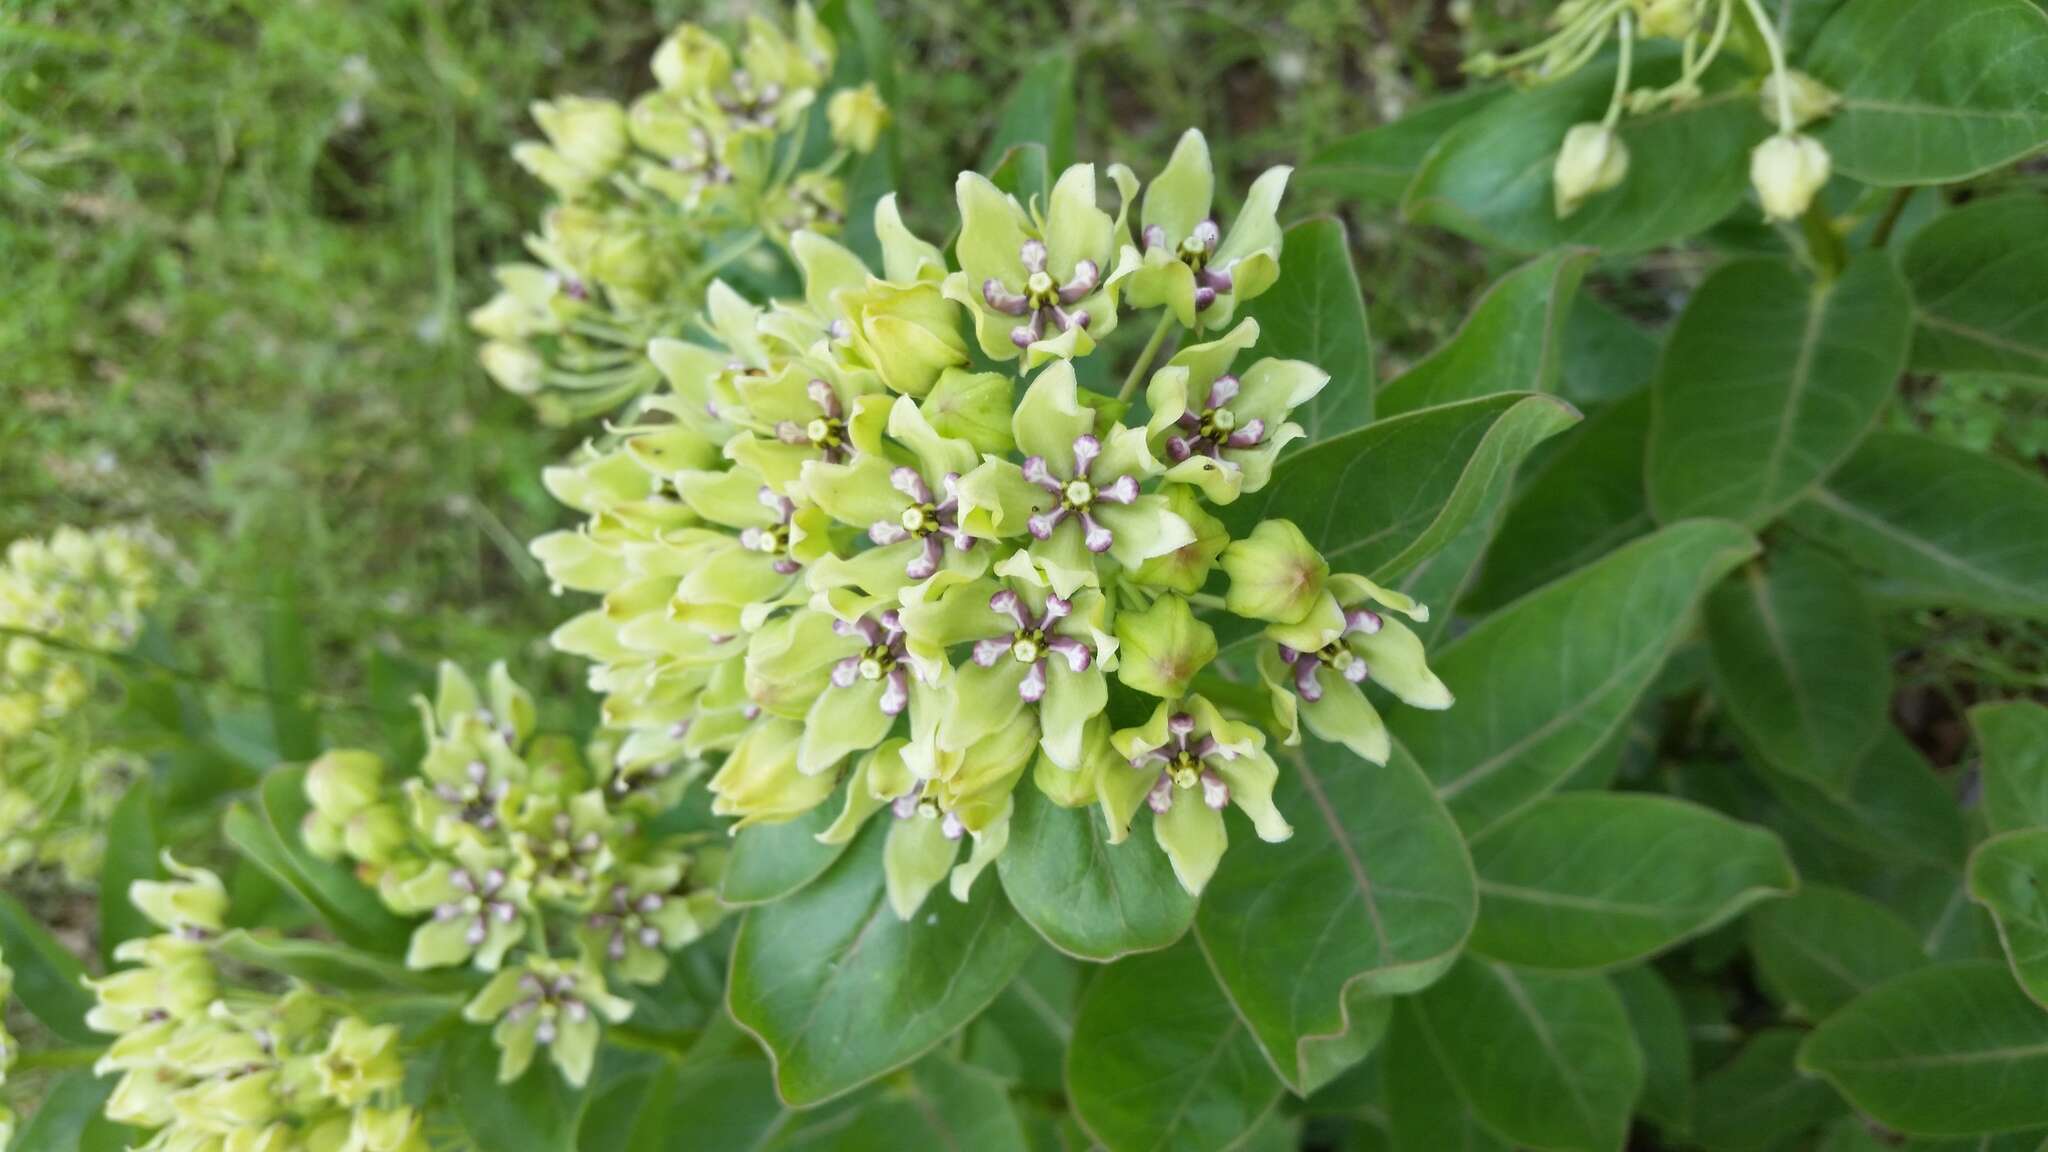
479;341;544;396
1760;70;1842;129
529;96;629;188
342;802;412;868
827;83;890;154
1553;123;1630;218
1750;133;1831;221
318;1017;405;1107
305;749;385;822
301;812;347;861
1115;595;1218;701
1633;0;1700;39
1129;486;1228;594
1221;520;1328;625
130;853;228;938
651;24;733;94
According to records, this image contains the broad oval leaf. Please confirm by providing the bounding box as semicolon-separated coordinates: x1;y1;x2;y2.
996;784;1195;962
1377;249;1591;418
1403;55;1764;254
1706;545;1891;794
1195;742;1477;1094
1967;828;2048;1010
1220;392;1581;603
1410;958;1643;1152
1240;216;1375;440
720;795;848;906
1974;700;2048;834
1804;0;2048;186
1383;1003;1511;1152
1395;520;1760;838
447;1026;585;1152
1467;793;1796;971
1903;195;2048;381
1784;431;2048;620
1753;730;1968;870
1613;965;1693;1134
727;815;1041;1105
1748;884;1930;1020
1066;941;1284;1152
1799;961;2048;1137
1692;1029;1845;1152
768;1053;1033;1152
1298;86;1507;206
1647;254;1912;527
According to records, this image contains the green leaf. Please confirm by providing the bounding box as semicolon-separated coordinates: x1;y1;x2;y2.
961;947;1080;1095
1395;520;1760;838
1613;965;1692;1134
1377;249;1592;417
1799;961;2048;1137
1559;295;1661;410
1466;792;1796;971
1967;828;2048;1009
1066;941;1284;1152
981;52;1076;174
1647;254;1912;527
988;142;1050;206
1755;730;1967;870
821;0;899;269
996;784;1195;962
1705;546;1892;794
1298;85;1507;205
1240;216;1375;440
223;763;413;953
11;1069;115;1152
262;566;321;761
1465;390;1653;613
1784;431;2048;620
447;1025;585;1152
727;815;1041;1105
1903;195;2048;381
769;1054;1033;1152
625;1048;788;1151
1748;884;1931;1020
719;796;848;906
1691;1029;1844;1152
1194;742;1476;1094
1904;1133;2048;1152
1409;958;1643;1152
1403;55;1765;254
1220;392;1581;605
1973;701;2048;835
0;892;97;1044
1383;1003;1510;1152
98;778;162;965
1804;0;2048;186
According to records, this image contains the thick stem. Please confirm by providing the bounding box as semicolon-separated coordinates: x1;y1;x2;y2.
1117;313;1177;404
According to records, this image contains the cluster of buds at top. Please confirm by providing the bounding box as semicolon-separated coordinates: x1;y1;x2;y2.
298;662;725;1085
86;860;431;1151
0;523;168;884
526;128;1453;918
471;4;892;425
1469;0;1838;223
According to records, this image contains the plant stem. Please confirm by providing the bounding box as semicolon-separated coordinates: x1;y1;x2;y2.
1186;591;1230;612
1739;0;1796;134
1869;187;1915;249
1117;314;1177;405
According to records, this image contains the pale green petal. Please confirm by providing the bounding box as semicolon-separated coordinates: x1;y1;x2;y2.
1142;128;1216;244
876;193;947;283
1326;573;1430;622
552;1014;603;1088
1349;615;1453;710
734;359;829;426
900;575;1004;661
709;718;834;828
1256;644;1305;747
954;172;1031;289
1094;423;1165;483
1230;428;1299;497
1097;496;1195;570
1044;164;1112;279
922;369;1017;456
406;917;477;970
801;455;903;528
1124;255;1199;329
888;394;980;479
884;815;959;919
1214;165;1292;265
745;609;853;720
793;230;871;318
705;280;769;366
1153;795;1228;896
940;659;1029;753
1129;485;1229;594
1012;359;1095;465
1221;519;1328;625
1233;357;1329;427
1162;455;1243;504
948;802;1011;903
1169;317;1259;395
1039;664;1106;770
1217;250;1278;313
819;748;885;845
799;679;895;774
946;272;1031;362
956;458;1049;540
724;436;816;495
1299;676;1391;765
1216;748;1291;843
676;467;777;528
1115;594;1217;700
1143;364;1196;442
806;546;917;619
1022;318;1100;367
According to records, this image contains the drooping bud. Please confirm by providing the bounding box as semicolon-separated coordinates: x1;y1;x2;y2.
1760;70;1842;130
827;83;889;154
1632;0;1700;39
1220;520;1328;625
1750;133;1831;221
1553;123;1630;219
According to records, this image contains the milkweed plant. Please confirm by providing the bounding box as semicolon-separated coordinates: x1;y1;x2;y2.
5;0;2048;1149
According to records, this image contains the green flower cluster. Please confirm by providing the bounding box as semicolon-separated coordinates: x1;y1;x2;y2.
1;948;14;1149
301;663;724;1086
531;129;1453;915
1471;0;1839;222
470;4;890;424
88;861;429;1152
0;523;166;881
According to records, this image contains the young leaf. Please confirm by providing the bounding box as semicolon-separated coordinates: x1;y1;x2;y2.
719;793;848;906
1465;390;1653;613
1647;254;1912;527
1239;217;1375;440
726;815;1041;1106
1298;85;1507;206
1783;431;2048;620
1972;700;2048;835
0;892;98;1044
10;1069;115;1152
1394;519;1760;838
1800;962;2048;1137
1466;792;1796;972
1383;1003;1511;1152
1377;249;1592;417
1066;941;1284;1152
1803;0;2048;186
1691;1029;1845;1152
98;778;162;965
1613;965;1693;1135
1966;828;2048;1009
1194;742;1476;1095
1748;885;1930;1019
1403;56;1765;254
1755;730;1967;870
1705;546;1892;795
1903;195;2048;381
980;51;1077;175
996;783;1196;962
1409;958;1643;1152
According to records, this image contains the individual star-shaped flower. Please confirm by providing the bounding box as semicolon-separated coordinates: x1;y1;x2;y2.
393;842;532;972
1257;573;1453;764
1143;318;1328;503
463;957;633;1088
1123;128;1291;329
1104;696;1292;895
743;605;946;776
668;465;832;633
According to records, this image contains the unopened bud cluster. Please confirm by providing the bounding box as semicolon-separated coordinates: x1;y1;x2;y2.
527;126;1453;913
87;859;430;1151
470;5;890;425
0;524;167;882
300;662;723;1085
1470;0;1838;222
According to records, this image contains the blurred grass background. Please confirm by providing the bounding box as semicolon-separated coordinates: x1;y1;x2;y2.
3;0;2038;730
